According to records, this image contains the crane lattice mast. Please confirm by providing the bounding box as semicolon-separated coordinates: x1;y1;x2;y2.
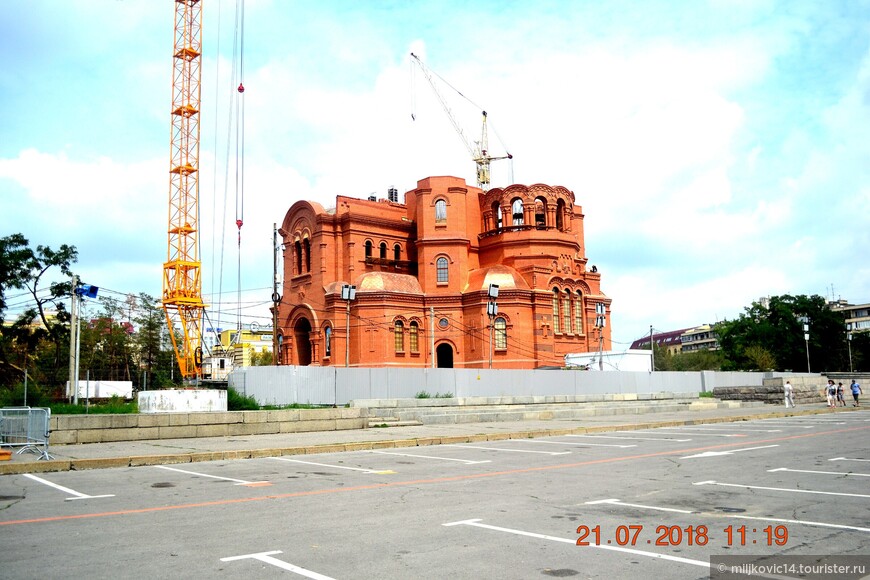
410;52;512;191
163;0;207;380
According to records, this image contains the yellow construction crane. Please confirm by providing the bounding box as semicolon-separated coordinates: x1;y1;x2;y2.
410;52;512;191
163;0;207;380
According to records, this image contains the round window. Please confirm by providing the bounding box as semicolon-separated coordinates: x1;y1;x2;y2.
438;317;449;329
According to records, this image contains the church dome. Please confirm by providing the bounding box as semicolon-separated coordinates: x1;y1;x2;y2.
354;272;424;294
464;265;529;292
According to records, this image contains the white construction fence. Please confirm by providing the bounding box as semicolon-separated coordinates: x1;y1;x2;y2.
228;366;801;407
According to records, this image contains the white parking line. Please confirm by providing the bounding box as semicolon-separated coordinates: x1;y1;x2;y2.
636;430;748;438
442;444;569;455
584;498;693;514
568;434;692;442
829;457;870;462
221;551;334;579
500;439;637;448
368;450;491;464
22;473;115;501
268;457;395;474
768;467;870;477
693;480;870;498
442;519;709;568
155;465;271;487
587;498;870;533
682;445;779;459
668;426;782;433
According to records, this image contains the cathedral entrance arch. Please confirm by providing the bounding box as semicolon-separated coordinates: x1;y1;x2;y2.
294;318;312;366
436;343;454;368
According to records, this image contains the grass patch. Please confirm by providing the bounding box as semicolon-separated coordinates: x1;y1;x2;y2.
698;391;714;398
49;395;137;414
416;391;453;399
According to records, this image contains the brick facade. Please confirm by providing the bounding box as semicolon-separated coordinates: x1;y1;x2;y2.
276;176;611;369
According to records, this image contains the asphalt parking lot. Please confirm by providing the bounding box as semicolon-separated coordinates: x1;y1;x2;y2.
1;411;868;579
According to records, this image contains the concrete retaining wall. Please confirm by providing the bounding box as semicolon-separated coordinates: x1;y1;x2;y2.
49;408;367;445
714;376;827;405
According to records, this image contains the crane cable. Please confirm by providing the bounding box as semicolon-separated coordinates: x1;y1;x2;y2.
233;0;246;343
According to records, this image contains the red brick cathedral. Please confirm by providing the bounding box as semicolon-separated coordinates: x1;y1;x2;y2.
276;176;611;369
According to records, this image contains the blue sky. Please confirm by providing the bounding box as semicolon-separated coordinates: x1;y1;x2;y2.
2;0;869;350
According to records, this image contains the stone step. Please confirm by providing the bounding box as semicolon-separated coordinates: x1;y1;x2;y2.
366;417;424;428
365;398;742;419
378;400;766;425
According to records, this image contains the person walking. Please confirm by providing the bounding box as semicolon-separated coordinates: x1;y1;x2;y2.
784;380;795;408
850;379;862;407
836;382;846;407
825;380;837;408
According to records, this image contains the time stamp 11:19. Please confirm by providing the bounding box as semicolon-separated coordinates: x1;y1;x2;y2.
576;524;789;547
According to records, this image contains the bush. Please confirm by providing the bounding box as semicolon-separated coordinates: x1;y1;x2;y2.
0;382;50;407
227;386;260;410
49;395;138;414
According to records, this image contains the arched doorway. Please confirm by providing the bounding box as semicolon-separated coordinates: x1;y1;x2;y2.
436;343;454;368
294;318;312;366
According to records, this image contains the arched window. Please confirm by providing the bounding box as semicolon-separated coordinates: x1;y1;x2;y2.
512;198;524;225
394;244;401;261
409;321;419;353
365;240;372;259
303;238;311;272
294;240;302;274
552;288;560;334
394;320;404;353
324;326;332;357
574;291;584;334
491;201;502;229
562;290;572;334
435;199;447;223
436;257;449;283
379;242;387;260
556;199;566;231
494;317;507;349
535;197;546;229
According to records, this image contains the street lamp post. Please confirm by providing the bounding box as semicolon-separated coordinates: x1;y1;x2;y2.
71;283;99;405
487;284;499;369
846;322;853;373
594;303;606;371
798;316;810;373
341;284;356;368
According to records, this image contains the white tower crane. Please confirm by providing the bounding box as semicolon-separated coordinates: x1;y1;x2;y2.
410;52;512;191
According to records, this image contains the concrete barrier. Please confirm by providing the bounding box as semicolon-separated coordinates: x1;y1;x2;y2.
49;408;368;445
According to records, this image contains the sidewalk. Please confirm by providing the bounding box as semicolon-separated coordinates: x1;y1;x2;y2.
1;404;864;475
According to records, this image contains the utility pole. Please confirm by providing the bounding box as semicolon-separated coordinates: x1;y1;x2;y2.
487;284;499;369
594;303;606;371
68;272;77;401
846;323;853;373
74;295;82;405
650;325;655;372
341;284;356;367
430;306;435;368
272;223;280;365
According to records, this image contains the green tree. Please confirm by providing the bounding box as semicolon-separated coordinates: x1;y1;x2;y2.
742;345;777;371
718;294;847;372
250;348;273;366
0;234;77;391
132;293;178;388
670;349;725;371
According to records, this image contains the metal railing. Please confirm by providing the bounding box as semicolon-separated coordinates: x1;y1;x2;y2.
0;407;53;460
